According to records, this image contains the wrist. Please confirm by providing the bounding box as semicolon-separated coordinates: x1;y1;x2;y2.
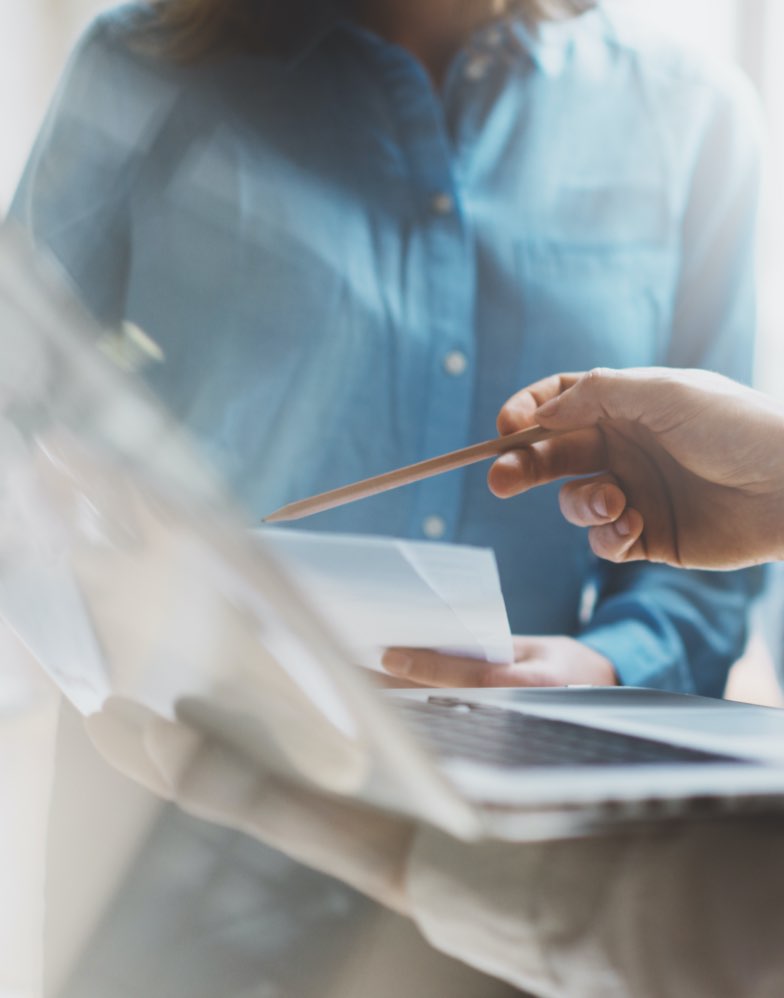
574;639;619;686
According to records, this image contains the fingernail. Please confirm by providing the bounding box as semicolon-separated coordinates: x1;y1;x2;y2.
382;651;412;676
615;515;631;538
536;399;558;419
591;490;608;518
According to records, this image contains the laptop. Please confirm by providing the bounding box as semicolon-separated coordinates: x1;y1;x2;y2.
4;223;784;844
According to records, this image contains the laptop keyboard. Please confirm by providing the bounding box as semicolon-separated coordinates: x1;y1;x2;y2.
391;696;742;769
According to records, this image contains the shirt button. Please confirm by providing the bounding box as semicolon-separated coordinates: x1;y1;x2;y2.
443;350;468;377
422;515;447;540
465;54;491;80
431;192;454;216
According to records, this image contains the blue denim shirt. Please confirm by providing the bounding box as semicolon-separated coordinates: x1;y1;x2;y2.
10;3;763;694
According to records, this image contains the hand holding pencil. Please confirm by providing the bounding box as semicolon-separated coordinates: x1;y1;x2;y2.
266;365;784;572
487;367;784;571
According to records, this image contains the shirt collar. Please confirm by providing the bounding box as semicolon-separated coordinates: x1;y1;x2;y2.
282;3;345;69
283;1;605;76
506;2;604;77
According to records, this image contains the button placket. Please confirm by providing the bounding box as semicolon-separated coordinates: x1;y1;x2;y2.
370;40;474;543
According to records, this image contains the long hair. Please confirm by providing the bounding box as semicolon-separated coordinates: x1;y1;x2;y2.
146;0;596;61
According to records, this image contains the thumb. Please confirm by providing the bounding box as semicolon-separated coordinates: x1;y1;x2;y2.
534;367;669;430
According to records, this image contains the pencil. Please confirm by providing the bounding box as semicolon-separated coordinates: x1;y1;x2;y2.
263;424;559;523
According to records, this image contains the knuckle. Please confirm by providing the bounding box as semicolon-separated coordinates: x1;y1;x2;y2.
584;367;606;390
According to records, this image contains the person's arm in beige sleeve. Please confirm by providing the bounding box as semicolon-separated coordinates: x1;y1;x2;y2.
488;367;784;570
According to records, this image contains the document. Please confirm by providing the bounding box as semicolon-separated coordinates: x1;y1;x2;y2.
256;528;514;670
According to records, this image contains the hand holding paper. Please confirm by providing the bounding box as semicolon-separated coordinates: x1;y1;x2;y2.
382;636;618;688
258;528;514;670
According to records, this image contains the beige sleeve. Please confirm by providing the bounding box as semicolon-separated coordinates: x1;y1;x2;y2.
407;819;784;998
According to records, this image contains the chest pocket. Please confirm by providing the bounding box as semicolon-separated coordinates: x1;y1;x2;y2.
515;183;677;374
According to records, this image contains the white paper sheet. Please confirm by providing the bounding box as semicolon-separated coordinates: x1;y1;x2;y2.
256;528;514;670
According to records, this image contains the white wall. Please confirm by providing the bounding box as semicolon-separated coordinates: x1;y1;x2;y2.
625;0;739;60
755;1;784;397
0;0;111;211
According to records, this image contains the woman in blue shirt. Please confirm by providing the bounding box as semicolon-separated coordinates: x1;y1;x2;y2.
11;0;762;694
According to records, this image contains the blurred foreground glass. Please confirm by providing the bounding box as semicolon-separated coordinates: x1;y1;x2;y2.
0;223;472;832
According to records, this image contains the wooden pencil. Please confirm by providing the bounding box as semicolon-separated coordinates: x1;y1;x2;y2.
263;423;559;523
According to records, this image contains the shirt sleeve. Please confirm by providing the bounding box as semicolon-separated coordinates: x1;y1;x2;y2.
7;8;176;326
578;66;765;694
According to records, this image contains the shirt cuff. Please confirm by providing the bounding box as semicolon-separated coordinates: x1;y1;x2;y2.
577;619;694;692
